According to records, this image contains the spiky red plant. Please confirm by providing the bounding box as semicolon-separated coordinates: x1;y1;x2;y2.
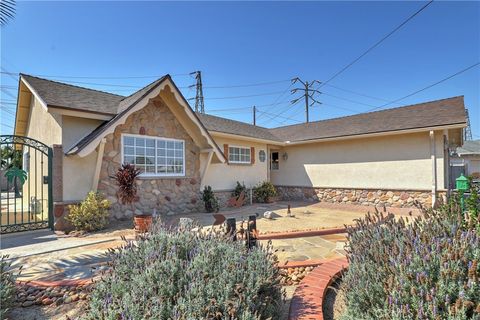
112;163;141;205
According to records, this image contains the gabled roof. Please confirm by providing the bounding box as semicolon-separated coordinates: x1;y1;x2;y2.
196;113;282;142
17;73;467;151
457;140;480;156
269;96;467;142
20;74;124;115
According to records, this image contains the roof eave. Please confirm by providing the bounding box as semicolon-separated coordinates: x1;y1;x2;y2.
285;122;467;146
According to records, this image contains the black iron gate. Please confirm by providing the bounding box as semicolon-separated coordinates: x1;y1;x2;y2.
0;135;53;233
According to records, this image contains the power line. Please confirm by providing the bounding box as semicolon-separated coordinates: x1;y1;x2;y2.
322;83;389;102
320;0;434;87
203;90;286;100
0;123;13;129
367;62;480;112
322;92;376;108
203;79;291;89
0;71;192;79
257;110;303;124
256;80;296;120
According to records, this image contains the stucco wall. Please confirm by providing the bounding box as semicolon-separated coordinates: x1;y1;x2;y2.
271;131;446;191
98;97;203;218
61;116;104;201
202;136;269;191
62;116;103;151
25;96;62;146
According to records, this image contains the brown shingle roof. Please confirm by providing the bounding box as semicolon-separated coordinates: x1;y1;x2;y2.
196;113;282;142
20;74;467;149
269;96;467;142
21;74;124;115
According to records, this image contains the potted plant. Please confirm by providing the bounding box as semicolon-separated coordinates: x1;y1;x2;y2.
112;163;152;232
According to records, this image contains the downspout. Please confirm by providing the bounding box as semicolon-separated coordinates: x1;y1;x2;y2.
430;131;437;208
92;138;106;192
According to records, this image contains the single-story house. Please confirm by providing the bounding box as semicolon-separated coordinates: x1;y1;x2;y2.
12;74;467;229
450;140;480;182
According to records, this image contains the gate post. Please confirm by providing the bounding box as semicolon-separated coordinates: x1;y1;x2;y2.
48;147;54;230
51;144;64;231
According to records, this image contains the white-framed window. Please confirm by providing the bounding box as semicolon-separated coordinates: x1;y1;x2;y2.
229;146;251;164
122;134;185;177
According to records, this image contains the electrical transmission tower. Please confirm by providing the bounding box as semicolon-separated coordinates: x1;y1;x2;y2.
290;78;322;123
188;71;205;113
464;109;473;141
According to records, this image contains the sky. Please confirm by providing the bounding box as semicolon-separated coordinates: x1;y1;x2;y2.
1;1;479;138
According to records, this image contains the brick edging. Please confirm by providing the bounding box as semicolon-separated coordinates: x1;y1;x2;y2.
258;227;346;240
288;257;348;320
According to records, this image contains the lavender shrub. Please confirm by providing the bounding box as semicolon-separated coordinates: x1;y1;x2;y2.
341;200;480;320
84;223;283;319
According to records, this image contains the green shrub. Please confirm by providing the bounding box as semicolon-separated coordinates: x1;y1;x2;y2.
202;185;219;213
232;181;247;198
341;201;480;320
67;191;111;232
84;224;284;319
1;255;16;318
253;181;276;203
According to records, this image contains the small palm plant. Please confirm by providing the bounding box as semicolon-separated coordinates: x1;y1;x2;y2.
4;167;27;198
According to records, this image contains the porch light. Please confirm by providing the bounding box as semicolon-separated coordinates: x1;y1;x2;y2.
282;152;288;161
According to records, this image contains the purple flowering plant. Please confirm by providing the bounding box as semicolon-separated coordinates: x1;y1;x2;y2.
340;199;479;320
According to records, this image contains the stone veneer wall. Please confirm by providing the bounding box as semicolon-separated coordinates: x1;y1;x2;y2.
213;189;251;208
98;97;203;219
275;185;446;208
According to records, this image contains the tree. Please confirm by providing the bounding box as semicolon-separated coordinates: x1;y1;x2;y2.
0;0;16;26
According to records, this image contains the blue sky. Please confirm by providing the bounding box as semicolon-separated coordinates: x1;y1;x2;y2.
1;1;479;137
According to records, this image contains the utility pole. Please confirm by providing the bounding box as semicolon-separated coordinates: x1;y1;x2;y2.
188;71;205;113
291;78;322;123
253;105;256;126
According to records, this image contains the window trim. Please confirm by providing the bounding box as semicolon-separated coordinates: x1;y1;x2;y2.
121;133;186;177
228;145;251;164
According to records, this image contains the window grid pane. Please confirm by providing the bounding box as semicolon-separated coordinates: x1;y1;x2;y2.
123;136;184;176
229;147;251;163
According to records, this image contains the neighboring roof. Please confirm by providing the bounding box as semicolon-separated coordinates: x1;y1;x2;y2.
269;96;467;142
457;140;480;156
20;74;124;115
196;113;282;142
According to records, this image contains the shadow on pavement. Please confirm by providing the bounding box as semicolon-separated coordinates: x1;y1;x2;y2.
0;229;57;250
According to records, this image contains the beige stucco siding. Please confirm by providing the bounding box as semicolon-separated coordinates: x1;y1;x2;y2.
61;116;104;201
62;152;98;201
62;116;103;151
25;96;62;146
271;131;446;191
202;136;269;190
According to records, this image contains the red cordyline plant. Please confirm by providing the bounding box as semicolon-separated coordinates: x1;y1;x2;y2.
112;163;141;206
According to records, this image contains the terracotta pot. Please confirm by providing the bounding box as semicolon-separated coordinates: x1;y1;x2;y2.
134;215;153;232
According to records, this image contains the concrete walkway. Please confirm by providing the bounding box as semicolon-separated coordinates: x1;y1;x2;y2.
0;229;126;282
0;201;414;284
